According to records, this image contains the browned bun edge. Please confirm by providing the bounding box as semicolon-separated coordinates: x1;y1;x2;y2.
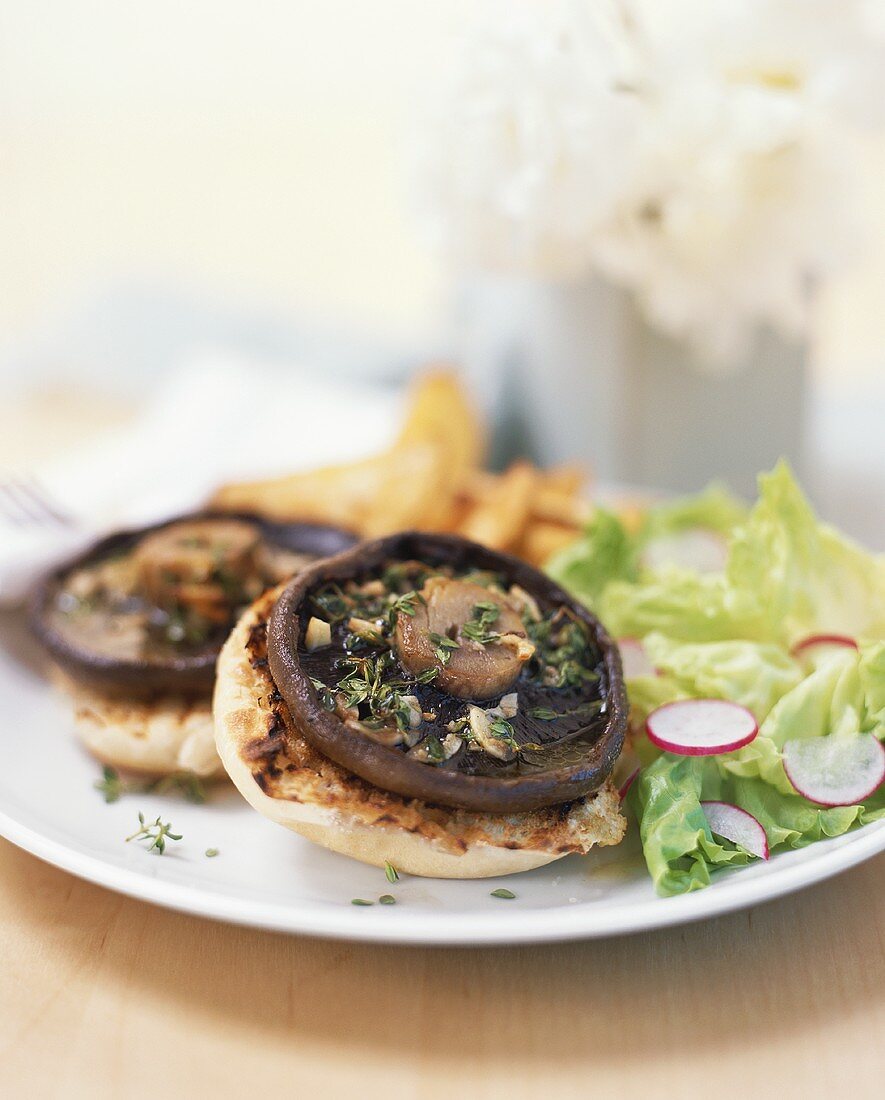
213;587;626;879
52;669;223;778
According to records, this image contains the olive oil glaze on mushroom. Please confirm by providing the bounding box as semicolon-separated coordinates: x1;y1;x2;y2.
30;512;356;776
267;532;628;815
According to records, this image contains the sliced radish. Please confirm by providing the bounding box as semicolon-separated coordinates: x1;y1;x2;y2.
618;638;657;679
618;766;640;801
701;801;770;860
641;528;728;574
646;699;758;756
790;634;858;669
782;734;885;807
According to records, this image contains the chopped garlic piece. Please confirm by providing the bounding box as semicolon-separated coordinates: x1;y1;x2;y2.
347;616;384;643
499;633;535;662
305;617;331;650
399;694;423;730
508;584;541;622
467;704;515;761
498;692;519;718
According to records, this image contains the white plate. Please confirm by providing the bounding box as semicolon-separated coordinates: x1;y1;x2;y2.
2;611;883;946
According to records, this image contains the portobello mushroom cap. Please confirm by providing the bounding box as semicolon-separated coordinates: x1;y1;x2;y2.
30;511;357;697
268;531;628;814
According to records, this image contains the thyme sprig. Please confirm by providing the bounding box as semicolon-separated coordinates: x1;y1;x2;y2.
527;613;600;689
309;677;337;711
389;590;418;622
125;812;182;855
95;767;207;804
528;700;605;722
336;652;422;732
95;765;124;803
460;601;502;647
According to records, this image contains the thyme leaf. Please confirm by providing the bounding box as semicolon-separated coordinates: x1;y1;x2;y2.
95;765;123;803
125;812;182;855
428;632;460;665
528;706;559;721
460;601;502;646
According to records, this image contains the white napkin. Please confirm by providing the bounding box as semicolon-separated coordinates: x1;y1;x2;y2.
0;349;402;606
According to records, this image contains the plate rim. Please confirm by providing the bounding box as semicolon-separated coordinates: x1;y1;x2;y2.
1;802;883;945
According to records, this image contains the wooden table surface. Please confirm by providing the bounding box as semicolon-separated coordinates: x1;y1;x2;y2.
1;392;883;1099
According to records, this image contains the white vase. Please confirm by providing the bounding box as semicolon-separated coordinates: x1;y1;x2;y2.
456;273;809;497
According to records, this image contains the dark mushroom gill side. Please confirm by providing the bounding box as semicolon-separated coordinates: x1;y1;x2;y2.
267;531;627;814
29;511;357;697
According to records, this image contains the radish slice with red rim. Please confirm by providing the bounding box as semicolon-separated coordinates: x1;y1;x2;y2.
618;638;657;679
701;801;770;860
782;734;885;807
646;699;758;756
640;529;728;574
790;634;858;670
618;766;640;801
791;633;858;656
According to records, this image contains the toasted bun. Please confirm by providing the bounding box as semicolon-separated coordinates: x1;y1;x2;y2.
213;588;626;879
53;671;223;778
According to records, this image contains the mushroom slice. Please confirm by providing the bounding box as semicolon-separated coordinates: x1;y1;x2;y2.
392;577;534;701
134;518;261;621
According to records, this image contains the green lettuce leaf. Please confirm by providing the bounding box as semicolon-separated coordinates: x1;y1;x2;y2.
643;633;802;721
546;507;637;608
552;462;885;896
640;482;748;542
633;755;753;895
725;461;885;644
633;751;885;896
597;570;735;642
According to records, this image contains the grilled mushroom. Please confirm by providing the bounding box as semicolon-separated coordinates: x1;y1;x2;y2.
268;531;627;813
30;511;357;696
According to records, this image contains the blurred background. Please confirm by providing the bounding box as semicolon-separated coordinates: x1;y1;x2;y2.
1;0;884;543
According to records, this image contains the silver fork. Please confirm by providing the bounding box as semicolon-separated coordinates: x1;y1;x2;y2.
0;475;75;529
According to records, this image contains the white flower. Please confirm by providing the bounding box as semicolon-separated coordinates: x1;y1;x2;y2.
414;0;885;359
414;0;645;276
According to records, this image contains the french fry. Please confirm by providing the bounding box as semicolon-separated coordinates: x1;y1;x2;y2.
457;461;537;552
531;485;592;527
210;452;393;528
210;368;599;564
395;369;485;478
212;370;484;535
361;443;456;536
517;520;583;568
542;464;586;497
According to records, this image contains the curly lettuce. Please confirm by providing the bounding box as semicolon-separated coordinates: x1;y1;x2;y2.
550;463;885;896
